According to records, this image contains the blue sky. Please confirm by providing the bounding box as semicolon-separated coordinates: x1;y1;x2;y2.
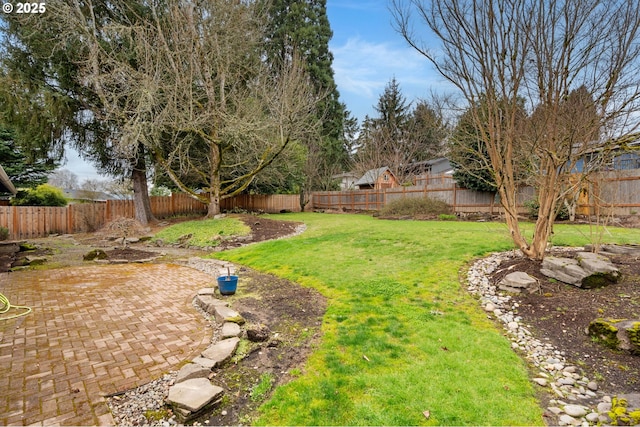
66;1;447;181
327;0;450;123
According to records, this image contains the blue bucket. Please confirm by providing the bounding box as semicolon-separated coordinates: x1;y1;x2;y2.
217;275;238;295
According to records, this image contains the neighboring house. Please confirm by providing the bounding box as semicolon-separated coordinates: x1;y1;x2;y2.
405;158;453;177
332;172;359;190
354;167;399;190
62;188;115;202
572;138;640;172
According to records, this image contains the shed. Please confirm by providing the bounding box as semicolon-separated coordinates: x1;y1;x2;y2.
355;167;399;190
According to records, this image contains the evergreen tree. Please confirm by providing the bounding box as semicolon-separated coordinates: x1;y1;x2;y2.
265;0;350;190
0;125;56;188
449;107;498;192
0;2;157;223
372;77;411;148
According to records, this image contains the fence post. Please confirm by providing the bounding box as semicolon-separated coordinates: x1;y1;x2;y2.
67;204;74;234
453;183;458;213
11;205;18;240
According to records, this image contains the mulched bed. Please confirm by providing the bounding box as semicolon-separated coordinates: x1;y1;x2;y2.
489;250;640;395
103;248;160;262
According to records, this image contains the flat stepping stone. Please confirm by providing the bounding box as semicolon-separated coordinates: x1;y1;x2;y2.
197;288;217;296
194;295;228;315
221;322;242;338
213;305;244;324
175;363;211;384
201;337;240;367
166;378;224;413
191;357;216;369
499;271;539;293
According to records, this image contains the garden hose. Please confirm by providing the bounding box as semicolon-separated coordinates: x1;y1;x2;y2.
0;292;32;321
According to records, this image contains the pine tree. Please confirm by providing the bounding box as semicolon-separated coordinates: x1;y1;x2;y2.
0;2;157;223
0;125;56;188
265;0;350;190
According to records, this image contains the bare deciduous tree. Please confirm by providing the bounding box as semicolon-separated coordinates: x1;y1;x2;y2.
392;0;640;259
44;0;321;217
48;169;79;190
78;0;321;217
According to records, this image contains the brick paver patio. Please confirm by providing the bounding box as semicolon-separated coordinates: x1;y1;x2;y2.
0;263;215;426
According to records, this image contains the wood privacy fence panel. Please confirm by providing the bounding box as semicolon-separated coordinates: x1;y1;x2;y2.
1;193;207;240
312;190;385;211
311;175;546;216
584;170;640;216
220;194;302;213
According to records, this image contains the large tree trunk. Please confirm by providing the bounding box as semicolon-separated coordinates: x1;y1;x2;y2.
131;153;155;225
207;144;222;217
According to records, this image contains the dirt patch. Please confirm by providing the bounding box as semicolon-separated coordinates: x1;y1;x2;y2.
489;250;640;397
197;268;326;425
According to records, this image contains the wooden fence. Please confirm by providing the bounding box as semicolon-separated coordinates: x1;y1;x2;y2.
312;171;640;216
4;170;640;240
220;194;302;213
312;176;533;215
1;193;206;240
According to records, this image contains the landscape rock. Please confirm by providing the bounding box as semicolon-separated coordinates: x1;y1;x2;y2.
83;249;108;261
220;322;242;339
213;305;245;324
166;378;224;413
534;378;548;387
498;271;540;293
194;294;228;315
540;253;620;288
191;357;216;369
609;394;640;426
246;324;270;342
585;244;640;257
201;337;240;367
563;404;588;417
25;255;47;265
558;414;580;426
175;363;211;384
588;318;640;354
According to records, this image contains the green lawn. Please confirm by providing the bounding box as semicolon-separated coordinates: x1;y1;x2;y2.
202;213;640;425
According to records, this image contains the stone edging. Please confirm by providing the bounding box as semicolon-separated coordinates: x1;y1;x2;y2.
466;248;639;426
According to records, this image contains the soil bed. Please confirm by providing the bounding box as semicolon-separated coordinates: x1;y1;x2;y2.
489;251;640;396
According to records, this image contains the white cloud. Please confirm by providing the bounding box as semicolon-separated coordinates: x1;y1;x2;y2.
331;37;450;120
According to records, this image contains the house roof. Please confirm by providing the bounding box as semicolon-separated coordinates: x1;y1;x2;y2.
355;167;394;186
0;165;17;195
63;188;114;201
332;172;359;179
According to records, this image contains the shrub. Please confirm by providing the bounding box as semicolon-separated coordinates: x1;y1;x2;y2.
379;196;452;217
11;184;67;206
524;198;569;221
0;226;8;241
438;213;458;221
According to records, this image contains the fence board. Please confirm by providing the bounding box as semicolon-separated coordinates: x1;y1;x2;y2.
0;193;207;240
220;194;302;213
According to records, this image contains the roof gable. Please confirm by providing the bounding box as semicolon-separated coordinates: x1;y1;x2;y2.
355;167;394;186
